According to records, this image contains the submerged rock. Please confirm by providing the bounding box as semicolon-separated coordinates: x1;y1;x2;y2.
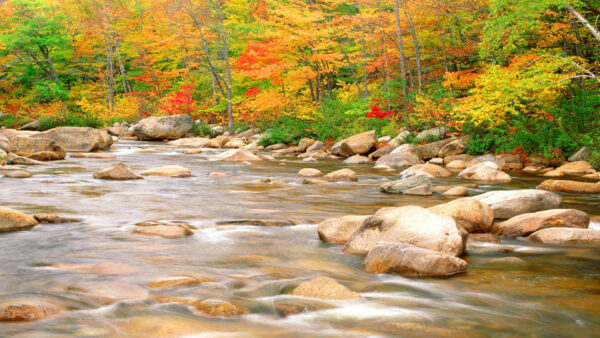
3;169;32;178
493;209;589;237
148;276;209;289
473;189;562;219
0;207;38;233
365;242;467;277
0;298;64;322
93;162;143;180
134;225;192;239
529;228;600;245
274;297;335;316
212;149;262;162
197;299;242;317
70;152;116;159
291;276;360;300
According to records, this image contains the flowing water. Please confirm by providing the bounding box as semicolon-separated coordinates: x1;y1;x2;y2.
1;141;599;337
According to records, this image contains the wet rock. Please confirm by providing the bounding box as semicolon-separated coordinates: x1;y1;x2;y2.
306;141;325;152
368;145;395;160
493;209;589;237
491;257;526;264
93;162;143;180
474;189;562;219
403;184;433;196
50;262;140;275
529;228;600;245
166;137;210;147
204;135;230;148
265;143;287;151
443;186;469;196
212;149;262;162
297;168;323;178
148;276;210;289
390;130;410;146
317;215;370;245
545;161;595;177
344;207;466;257
416;126;447;141
0;134;10;152
428;157;444;165
34;213;79;224
7;153;45;165
380;175;432;194
70;152;116;159
302;178;330;185
443;154;474;165
400;163;452;178
197;299;242;317
8;136;66;159
428;197;494;233
438;138;466;157
61;281;148;304
446;160;468;169
468;233;500;244
3;170;32;178
28;150;64;161
274;298;335;316
322;168;358;182
209;171;229;177
0;207;38;232
141;165;191;177
365;242;467;277
458;162;511;182
34;127;112;152
497;154;523;170
291;276;360;300
0;298;63;322
223;138;246;149
375;151;422;167
536;179;600;194
236;129;254;140
134;225;192;239
568;147;590;162
107;122;130;136
331;130;377;156
343;154;371;164
132;115;193;140
183;149;203;154
298;150;329;159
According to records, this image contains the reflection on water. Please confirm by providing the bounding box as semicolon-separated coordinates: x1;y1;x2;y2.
1;140;599;336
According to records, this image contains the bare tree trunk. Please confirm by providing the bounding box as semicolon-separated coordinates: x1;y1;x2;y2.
393;0;408;97
383;34;390;110
567;4;600;42
114;38;131;93
103;0;115;111
401;0;422;92
215;0;233;134
361;27;369;98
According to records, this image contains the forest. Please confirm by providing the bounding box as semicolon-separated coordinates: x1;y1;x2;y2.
1;0;599;166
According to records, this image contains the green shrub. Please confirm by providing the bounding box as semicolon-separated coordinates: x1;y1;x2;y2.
0;114;18;128
36;112;101;130
191;123;218;137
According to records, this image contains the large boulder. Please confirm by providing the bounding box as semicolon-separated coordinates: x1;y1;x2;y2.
211;149;262;162
492;209;589;237
458;162;511;182
0;207;38;233
438;138;466;157
317;215;370;245
375;151;422;167
412;139;454;160
416;126;447;141
536;179;600;194
529;228;600;244
33;127;112;152
400;163;452;178
8;136;66;160
93;162;143;180
547;161;595;177
343;155;371;164
343;206;466;257
223;138;246;149
428;197;494;233
368;145;395;160
322;168;358;182
306;141;326;153
132;115;193;140
291;276;360;300
4;170;32;178
473;189;562;219
331;131;377;156
298;138;316;152
205;135;230;148
365;242;467;277
380;175;432;194
0;134;9;152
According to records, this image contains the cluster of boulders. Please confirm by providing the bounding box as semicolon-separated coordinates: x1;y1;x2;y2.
317;188;599;278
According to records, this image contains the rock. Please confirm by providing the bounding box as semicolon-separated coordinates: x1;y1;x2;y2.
332;130;377;156
404;184;433;196
211;125;225;135
428;157;444;165
274;298;335;316
443;186;469;196
438;138;466;157
400;163;452;178
34;214;79;224
344;206;466;257
60;281;148;305
458;162;511;182
497;154;523;170
473;189;562;219
317;215;370;245
552;161;595;176
0;149;6;165
93;162;143;180
148;276;208;289
204;135;230;148
428;197;494;233
306;141;325;152
298;138;316;152
236;129;254;139
537;179;600;194
568;147;590;162
141;165;191;177
28;150;64;161
343;154;371;164
209;172;229;177
19;118;52;131
380;175;432;194
297;168;323;178
302;178;330;185
3;170;32;178
212;149;262;162
265;143;287;151
391;130;410;146
0;298;63;322
183;149;203;155
223;138;246;149
492;209;589;237
166;137;210;147
443;154;474;165
51;262;139;274
468;233;500;243
217;219;295;227
412;139;455;160
523;166;541;173
529;228;600;244
368;145;395;160
375;151;422;167
291;276;360;300
298;150;329;159
0;207;38;232
365;242;467;277
107;122;130;136
391;143;415;154
416;126;447;141
134;225;192;239
446;160;468;169
0;134;9;152
70;152;116;159
8;136;66;159
322;168;358;182
302;157;316;162
7;153;46;165
132;115;193;140
34;127;112;152
197;299;241;317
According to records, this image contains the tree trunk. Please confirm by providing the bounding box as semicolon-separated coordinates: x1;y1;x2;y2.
103;0;115;111
566;4;600;42
215;0;233;134
393;0;408;97
114;38;131;93
401;0;422;92
361;27;369;98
